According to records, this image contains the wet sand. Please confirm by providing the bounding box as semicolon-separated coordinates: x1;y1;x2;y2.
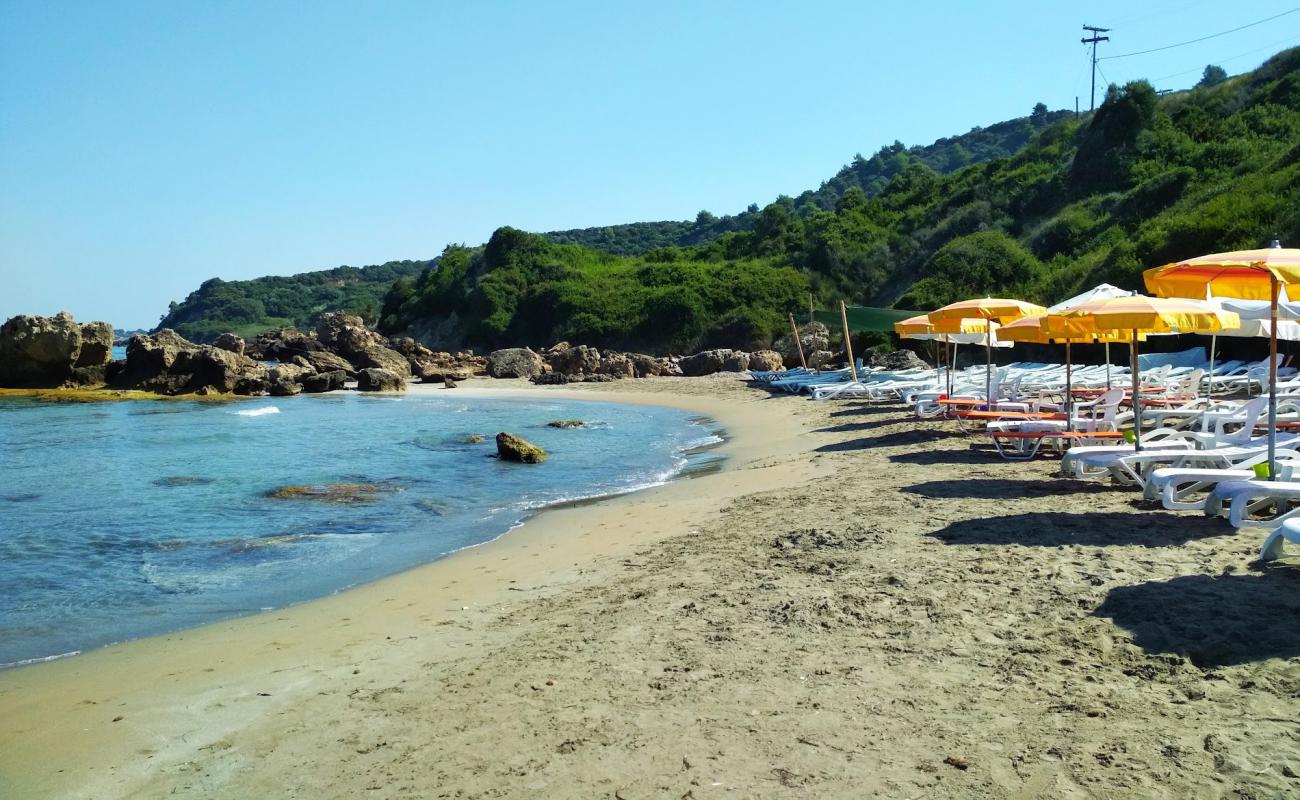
1;374;1298;798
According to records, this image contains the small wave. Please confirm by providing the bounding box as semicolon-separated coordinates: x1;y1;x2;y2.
1;650;82;670
234;406;280;417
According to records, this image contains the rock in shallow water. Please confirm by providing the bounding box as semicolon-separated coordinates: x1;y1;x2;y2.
496;432;547;463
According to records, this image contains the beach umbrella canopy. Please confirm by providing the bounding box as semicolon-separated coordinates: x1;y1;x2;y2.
1053;295;1240;450
1143;246;1300;301
927;298;1048;405
1144;242;1300;478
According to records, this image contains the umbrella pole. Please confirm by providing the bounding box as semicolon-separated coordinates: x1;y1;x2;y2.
789;313;807;370
1065;341;1072;432
1132;330;1142;452
986;320;993;409
950;341;957;400
1105;341;1111;389
1270;276;1279;480
1207;334;1215;401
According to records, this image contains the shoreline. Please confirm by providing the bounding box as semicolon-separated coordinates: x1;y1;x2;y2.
0;375;824;799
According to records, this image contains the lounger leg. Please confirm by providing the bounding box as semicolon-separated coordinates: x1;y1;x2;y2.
1260;528;1287;561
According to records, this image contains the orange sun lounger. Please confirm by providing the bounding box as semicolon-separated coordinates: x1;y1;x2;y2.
986;429;1125;460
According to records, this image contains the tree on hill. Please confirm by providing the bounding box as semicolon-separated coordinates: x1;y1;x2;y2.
1198;65;1228;88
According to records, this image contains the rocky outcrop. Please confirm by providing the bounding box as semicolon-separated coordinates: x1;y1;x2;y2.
748;350;785;372
316;312;411;379
808;350;839;369
679;349;751;377
116;329;269;395
248;327;328;361
597;351;635;378
76;322;115;369
269;378;302;396
292;351;356;377
0;312;115;387
356;367;405;392
487;347;545;379
774;321;830;365
870;349;928;371
546;343;601;376
269;362;316;384
302;370;349;393
213;333;246;356
496;432;547;463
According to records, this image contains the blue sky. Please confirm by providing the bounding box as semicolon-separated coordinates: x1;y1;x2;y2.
2;1;1297;328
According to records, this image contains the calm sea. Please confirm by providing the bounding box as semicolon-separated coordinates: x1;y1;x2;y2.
0;392;721;666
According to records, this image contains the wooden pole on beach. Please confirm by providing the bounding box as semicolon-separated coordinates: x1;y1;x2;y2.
839;300;859;382
788;313;808;370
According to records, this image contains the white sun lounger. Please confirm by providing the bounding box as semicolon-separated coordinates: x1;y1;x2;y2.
1260;517;1300;561
1143;451;1300;509
1205;478;1300;528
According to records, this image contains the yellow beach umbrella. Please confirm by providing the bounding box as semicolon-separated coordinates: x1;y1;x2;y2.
1054;295;1239;449
928;298;1048;406
1144;241;1300;477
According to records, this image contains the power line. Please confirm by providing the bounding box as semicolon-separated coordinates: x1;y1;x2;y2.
1150;35;1300;82
1100;6;1300;60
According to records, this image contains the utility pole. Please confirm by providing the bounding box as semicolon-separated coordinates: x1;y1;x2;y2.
1082;25;1110;111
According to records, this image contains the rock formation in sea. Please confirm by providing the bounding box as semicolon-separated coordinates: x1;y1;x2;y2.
495;431;547;463
115;329;270;395
0;312;116;388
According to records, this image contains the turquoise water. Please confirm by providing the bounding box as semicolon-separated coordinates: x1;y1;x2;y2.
111;344;127;360
0;392;721;667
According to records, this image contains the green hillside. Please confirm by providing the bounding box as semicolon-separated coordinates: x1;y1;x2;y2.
541;107;1073;255
379;228;807;353
155;261;430;342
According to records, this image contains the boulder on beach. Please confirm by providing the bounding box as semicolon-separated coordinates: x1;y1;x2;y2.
808;349;839;369
356;367;405;392
269;362;316;384
748;349;785;372
496;431;547;463
597;351;635;378
546;343;600;377
774;321;830;365
0;312;115;388
302;369;349;393
678;349;750;377
487;347;545;379
871;349;929;371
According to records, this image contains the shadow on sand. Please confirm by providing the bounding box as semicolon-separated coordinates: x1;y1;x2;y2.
903;478;1110;500
816;428;967;453
1094;569;1300;667
815;417;934;434
828;403;900;418
887;447;991;465
928;511;1230;548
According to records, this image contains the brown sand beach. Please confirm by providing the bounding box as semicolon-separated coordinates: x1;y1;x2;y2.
1;375;1298;798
